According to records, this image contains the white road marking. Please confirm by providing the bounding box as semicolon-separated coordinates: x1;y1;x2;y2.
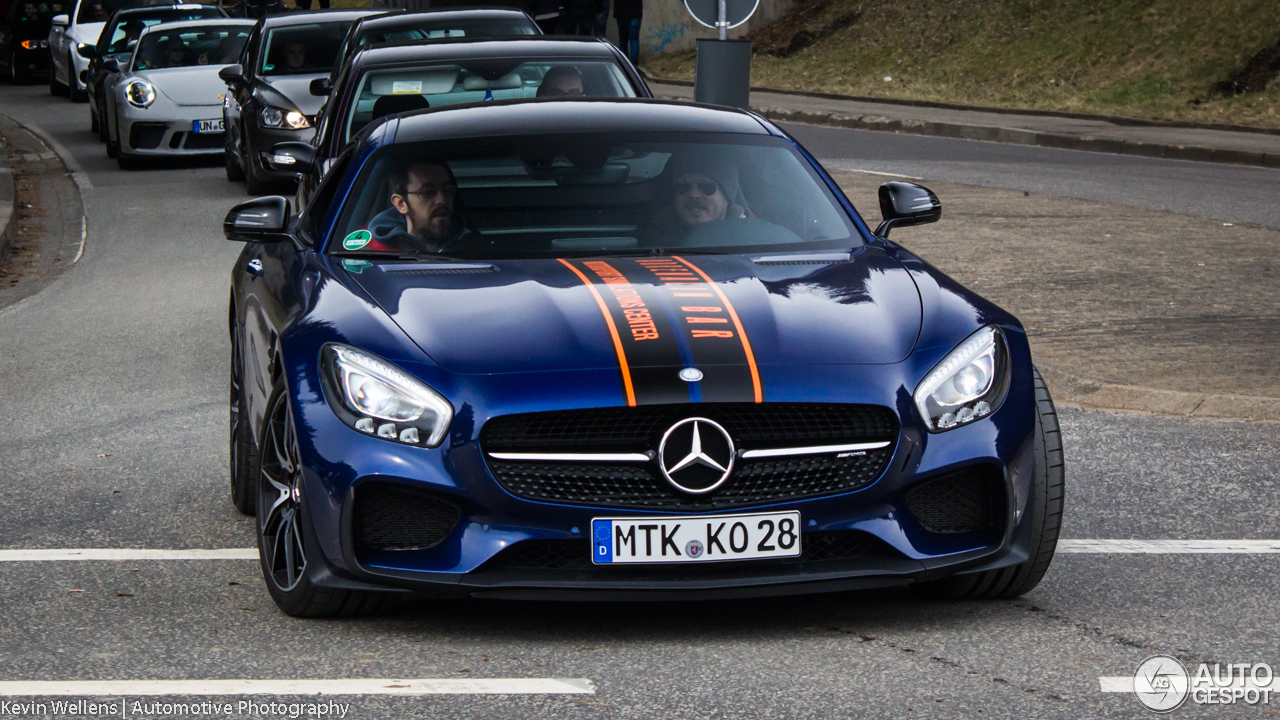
1058;539;1280;554
0;678;595;696
72;215;86;264
3;541;1279;563
818;160;924;180
0;549;258;561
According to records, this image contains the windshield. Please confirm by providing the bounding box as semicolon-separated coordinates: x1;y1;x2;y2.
260;22;349;76
342;61;637;143
133;25;248;69
355;17;538;46
78;0;197;24
330;133;861;260
104;9;221;55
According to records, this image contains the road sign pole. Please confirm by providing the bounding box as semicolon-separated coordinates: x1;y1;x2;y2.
717;0;727;39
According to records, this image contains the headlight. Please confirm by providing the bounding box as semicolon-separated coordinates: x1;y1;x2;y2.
320;344;453;447
914;326;1010;432
125;80;155;108
19;39;48;50
260;106;310;129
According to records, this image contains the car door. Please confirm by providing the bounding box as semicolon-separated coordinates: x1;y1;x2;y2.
240;152;353;437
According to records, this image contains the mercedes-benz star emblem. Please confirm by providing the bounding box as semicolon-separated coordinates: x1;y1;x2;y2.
657;417;735;494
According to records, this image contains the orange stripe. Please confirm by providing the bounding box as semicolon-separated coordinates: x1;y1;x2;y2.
557;258;636;407
672;256;763;403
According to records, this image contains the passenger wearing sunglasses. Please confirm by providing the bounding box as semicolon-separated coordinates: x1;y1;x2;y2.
668;151;748;229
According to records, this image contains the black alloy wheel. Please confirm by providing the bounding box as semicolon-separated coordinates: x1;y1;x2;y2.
254;385;397;617
243;134;268;195
67;54;86;101
916;366;1065;599
229;328;256;515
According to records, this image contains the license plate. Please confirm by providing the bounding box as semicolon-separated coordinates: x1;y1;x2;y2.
193;118;223;134
591;511;801;565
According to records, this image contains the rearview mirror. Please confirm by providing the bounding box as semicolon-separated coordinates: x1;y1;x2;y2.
224;196;292;243
218;63;243;85
874;181;941;238
267;141;316;174
51;13;67;25
76;44;97;59
309;77;332;96
101;58;119;73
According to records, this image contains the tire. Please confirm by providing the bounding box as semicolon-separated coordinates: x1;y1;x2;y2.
116;150;140;170
229;326;256;515
97;101;109;143
67;56;86;102
89;103;98;133
224;127;244;181
48;55;64;94
916;366;1064;600
243;136;268;195
255;385;397;618
106;115;120;158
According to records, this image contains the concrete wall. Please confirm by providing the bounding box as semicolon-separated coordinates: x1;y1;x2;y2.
635;0;794;56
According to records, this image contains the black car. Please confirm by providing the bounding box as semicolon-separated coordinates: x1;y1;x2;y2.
83;2;225;143
283;36;651;206
218;8;379;193
326;7;540;82
0;0;63;81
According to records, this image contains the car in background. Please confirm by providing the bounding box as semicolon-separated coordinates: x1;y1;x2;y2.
0;0;64;81
105;18;252;168
84;2;225;144
223;99;1064;617
218;9;380;194
282;36;650;206
48;0;216;101
326;7;539;83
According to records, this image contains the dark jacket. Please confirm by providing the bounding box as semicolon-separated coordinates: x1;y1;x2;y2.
231;0;287;19
613;0;641;19
364;206;469;254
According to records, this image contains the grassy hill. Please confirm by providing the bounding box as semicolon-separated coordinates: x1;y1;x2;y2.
644;0;1280;128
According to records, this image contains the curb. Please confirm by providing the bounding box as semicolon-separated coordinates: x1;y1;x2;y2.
0;138;13;262
1039;366;1280;422
751;106;1280;170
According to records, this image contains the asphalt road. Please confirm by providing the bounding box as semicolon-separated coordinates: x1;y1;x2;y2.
0;82;1278;719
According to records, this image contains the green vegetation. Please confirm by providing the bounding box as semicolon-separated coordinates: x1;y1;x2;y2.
644;0;1280;128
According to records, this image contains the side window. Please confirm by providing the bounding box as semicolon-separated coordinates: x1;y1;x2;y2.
298;152;353;246
241;24;259;70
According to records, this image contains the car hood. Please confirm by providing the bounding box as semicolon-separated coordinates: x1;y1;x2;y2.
344;248;923;386
140;66;232;106
257;74;325;116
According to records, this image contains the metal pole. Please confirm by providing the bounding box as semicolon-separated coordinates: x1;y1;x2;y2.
716;0;727;39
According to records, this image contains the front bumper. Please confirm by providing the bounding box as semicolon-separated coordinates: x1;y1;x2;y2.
117;104;225;157
246;123;314;182
281;327;1040;600
11;45;49;77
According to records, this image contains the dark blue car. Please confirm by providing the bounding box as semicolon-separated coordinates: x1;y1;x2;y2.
225;99;1064;617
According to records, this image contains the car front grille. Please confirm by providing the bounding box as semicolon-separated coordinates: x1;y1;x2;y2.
484;530;898;571
905;467;1004;534
482;404;897;510
353;482;461;551
128;123;166;150
183;131;222;150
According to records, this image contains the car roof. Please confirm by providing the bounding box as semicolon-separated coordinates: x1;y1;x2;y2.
110;4;221;20
354;7;534;33
352;36;623;67
137;17;254;34
260;8;382;28
385;99;771;144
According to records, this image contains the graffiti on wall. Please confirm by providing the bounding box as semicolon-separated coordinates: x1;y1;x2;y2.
647;22;687;52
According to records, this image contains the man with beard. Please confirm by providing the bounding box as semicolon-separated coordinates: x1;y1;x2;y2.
363;162;468;254
669;150;749;229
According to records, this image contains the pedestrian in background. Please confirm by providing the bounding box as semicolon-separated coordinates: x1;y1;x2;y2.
231;0;287;18
559;0;601;36
614;0;640;65
530;0;562;34
294;0;329;9
594;0;609;38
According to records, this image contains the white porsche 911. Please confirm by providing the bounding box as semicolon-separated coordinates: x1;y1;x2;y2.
104;17;251;169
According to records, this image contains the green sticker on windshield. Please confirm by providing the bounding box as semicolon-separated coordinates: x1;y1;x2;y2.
342;259;373;274
342;229;372;250
263;64;274;72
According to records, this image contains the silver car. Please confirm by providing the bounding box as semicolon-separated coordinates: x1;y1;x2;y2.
104;18;252;169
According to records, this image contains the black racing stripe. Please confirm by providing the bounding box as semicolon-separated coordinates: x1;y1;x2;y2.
570;259;690;405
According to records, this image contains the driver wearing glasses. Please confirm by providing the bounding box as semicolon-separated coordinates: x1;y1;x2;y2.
362;162;469;254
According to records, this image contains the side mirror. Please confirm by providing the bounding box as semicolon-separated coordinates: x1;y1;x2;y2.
76;44;97;59
267;141;316;173
101;58;119;73
224;196;292;243
51;13;67;25
218;63;243;85
309;76;331;96
874;181;941;238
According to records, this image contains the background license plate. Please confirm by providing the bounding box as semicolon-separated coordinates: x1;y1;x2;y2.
193;119;223;134
592;511;801;564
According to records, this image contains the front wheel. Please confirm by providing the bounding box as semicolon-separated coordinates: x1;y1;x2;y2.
916;366;1064;599
47;55;64;94
229;328;256;515
255;386;396;618
224;126;244;181
66;55;86;101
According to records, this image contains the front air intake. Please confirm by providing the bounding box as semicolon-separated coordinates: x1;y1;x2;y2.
905;467;1004;534
353;483;460;551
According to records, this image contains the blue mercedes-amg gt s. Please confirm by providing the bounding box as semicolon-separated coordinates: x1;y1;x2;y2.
225;99;1064;617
